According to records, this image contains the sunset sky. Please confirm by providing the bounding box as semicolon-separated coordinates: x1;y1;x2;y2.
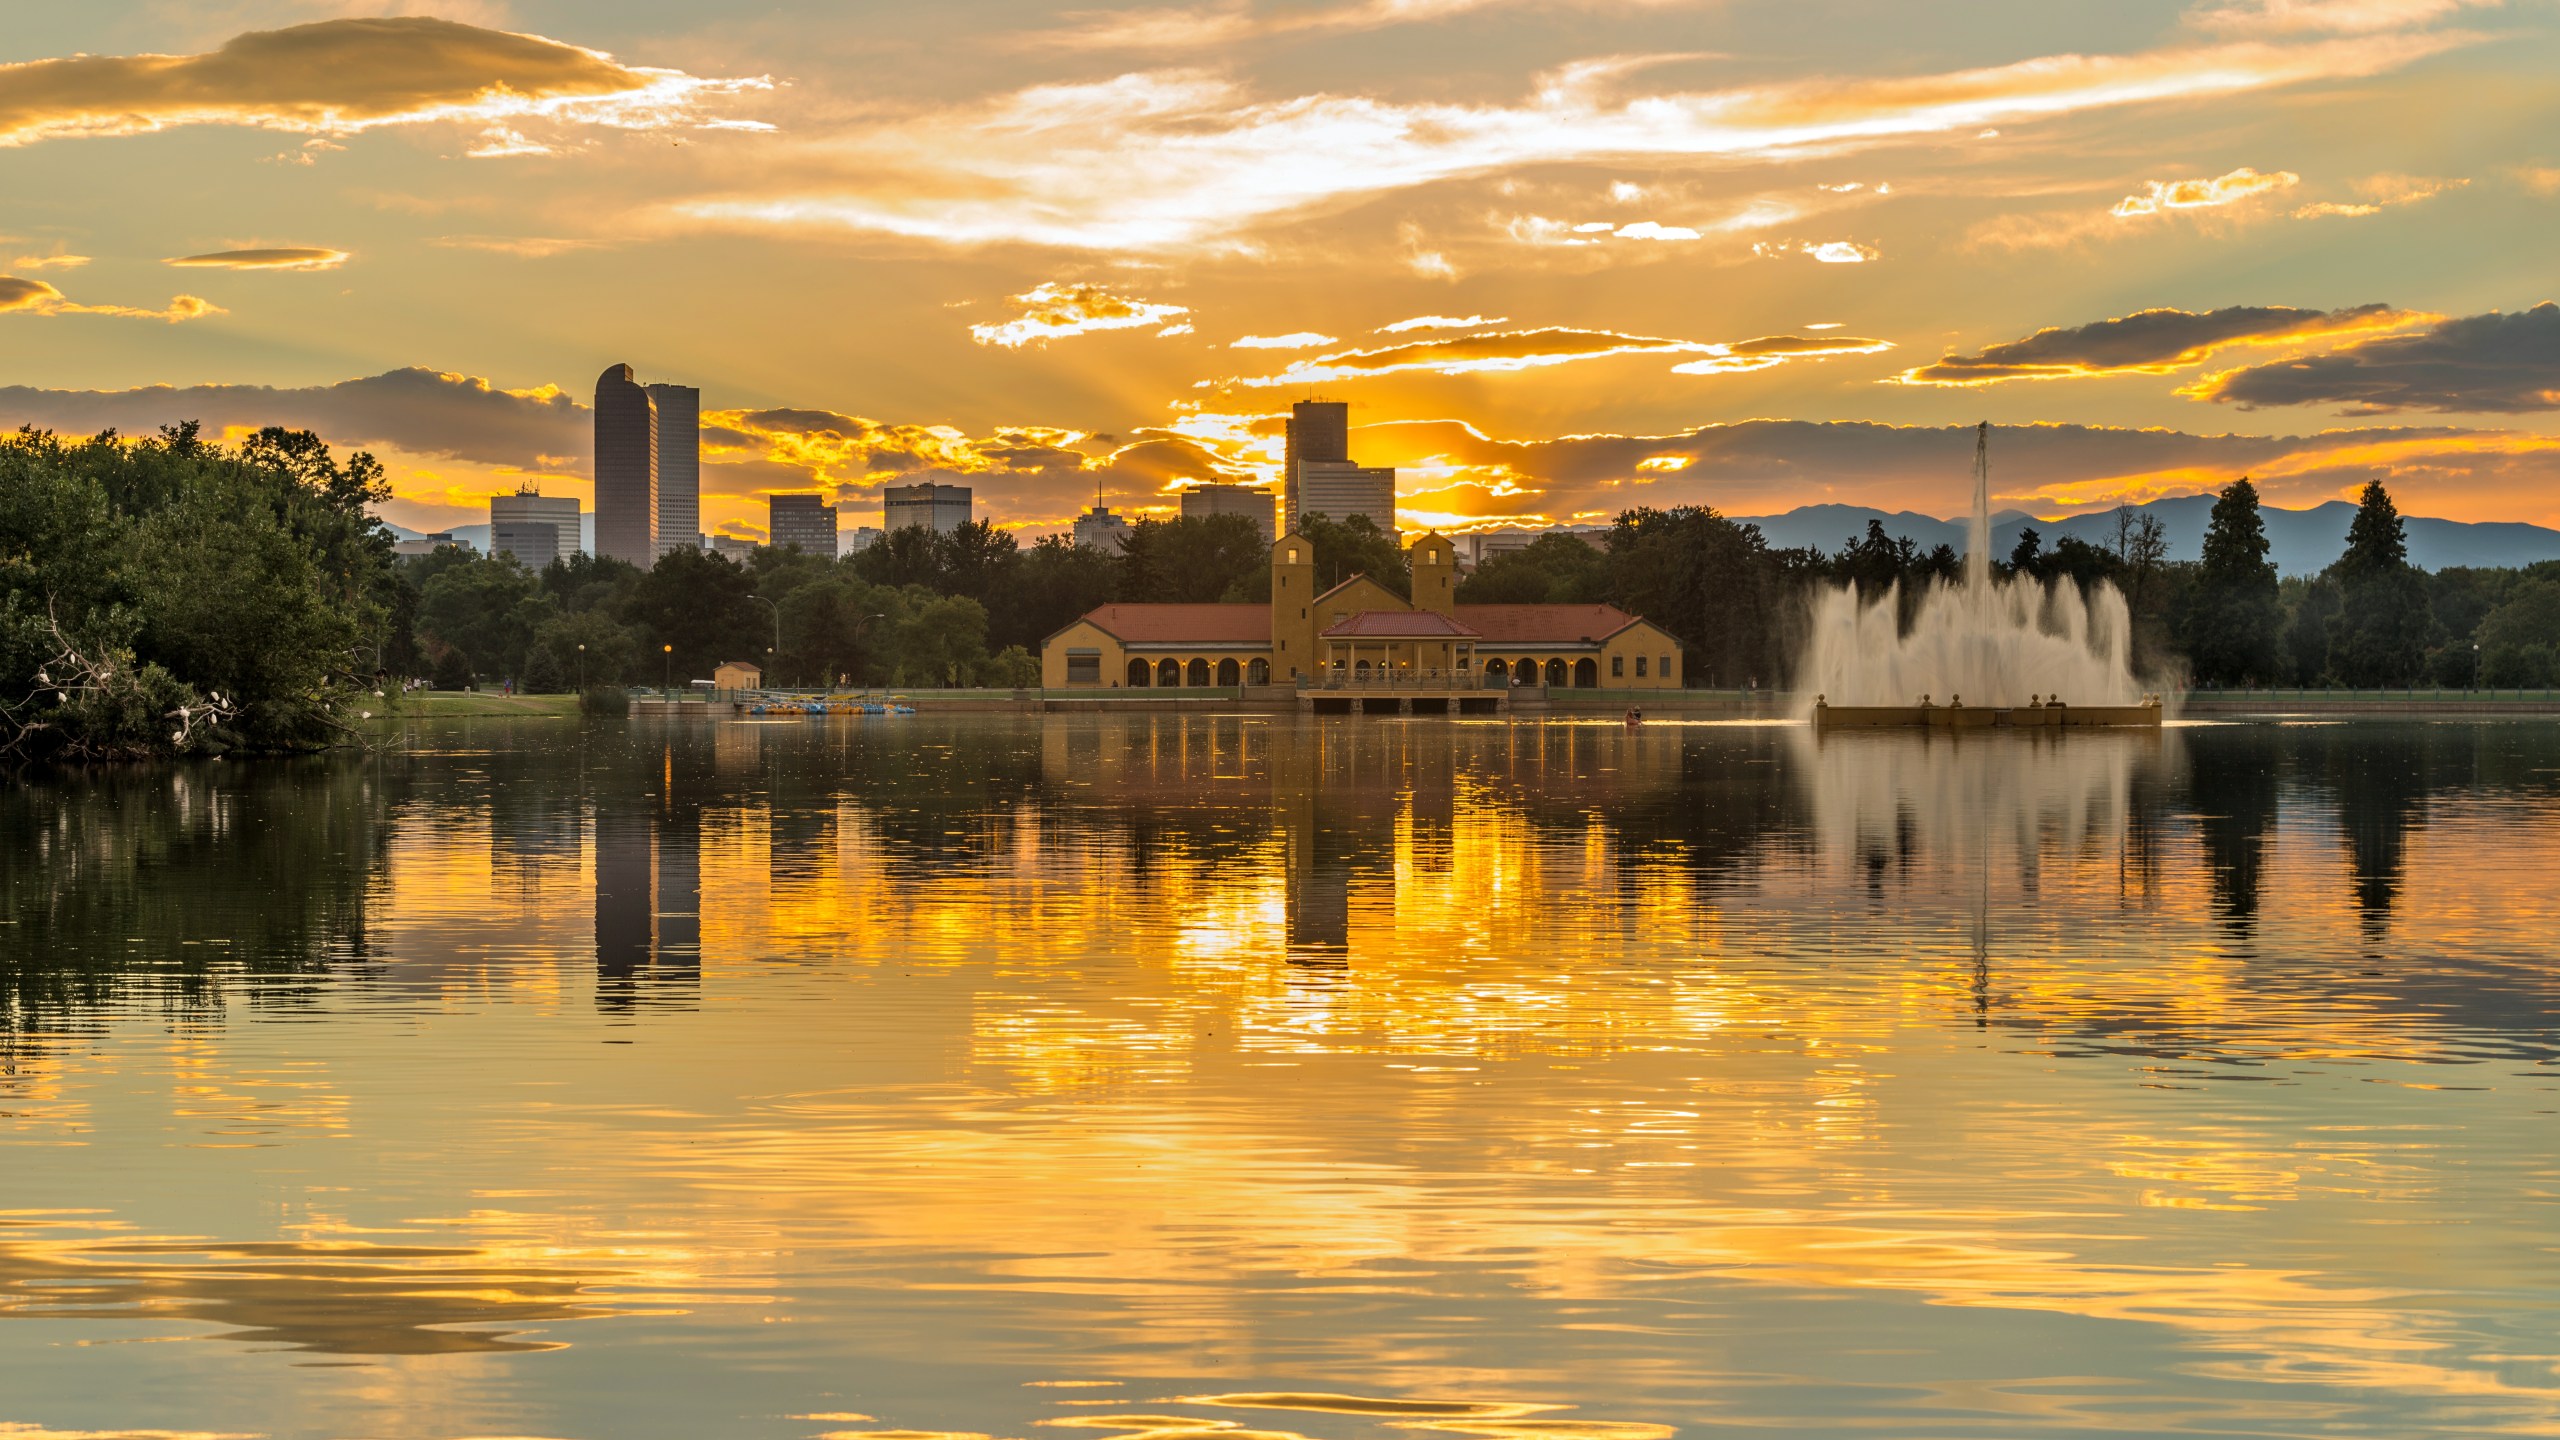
3;0;2557;542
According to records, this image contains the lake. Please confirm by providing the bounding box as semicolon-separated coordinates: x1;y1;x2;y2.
3;714;2556;1439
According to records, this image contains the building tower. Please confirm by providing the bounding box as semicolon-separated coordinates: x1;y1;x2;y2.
490;483;581;570
647;382;701;559
1283;399;1348;533
1270;528;1318;681
768;492;838;555
1409;531;1456;615
593;364;658;566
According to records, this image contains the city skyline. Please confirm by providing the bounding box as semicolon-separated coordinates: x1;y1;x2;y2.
2;3;2557;544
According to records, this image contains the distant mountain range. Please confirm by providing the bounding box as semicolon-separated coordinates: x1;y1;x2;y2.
1729;498;2560;577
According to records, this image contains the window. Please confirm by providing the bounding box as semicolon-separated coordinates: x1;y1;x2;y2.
1066;653;1101;684
1612;655;1624;678
1661;654;1672;679
1287;548;1299;562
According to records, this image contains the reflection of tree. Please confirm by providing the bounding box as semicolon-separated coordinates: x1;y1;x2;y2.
0;759;387;1039
2190;725;2283;936
2311;726;2441;942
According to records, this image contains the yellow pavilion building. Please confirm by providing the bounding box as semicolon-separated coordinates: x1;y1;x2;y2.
1039;530;1685;691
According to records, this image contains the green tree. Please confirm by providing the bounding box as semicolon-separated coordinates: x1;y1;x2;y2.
622;547;763;683
531;609;638;688
1293;512;1407;599
882;591;991;686
417;557;551;682
2179;477;2283;684
777;576;887;686
2327;480;2435;685
988;534;1116;652
1117;513;1269;602
1605;506;1783;687
1456;534;1607;604
2283;576;2339;685
2474;578;2560;687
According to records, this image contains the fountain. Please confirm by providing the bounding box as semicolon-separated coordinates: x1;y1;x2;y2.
1798;424;2162;729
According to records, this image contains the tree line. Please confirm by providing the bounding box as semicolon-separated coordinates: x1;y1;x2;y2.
10;417;2560;764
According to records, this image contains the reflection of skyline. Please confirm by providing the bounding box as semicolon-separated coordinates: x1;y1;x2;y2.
594;759;702;1014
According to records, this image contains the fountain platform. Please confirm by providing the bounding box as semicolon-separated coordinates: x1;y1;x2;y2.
1813;699;2162;731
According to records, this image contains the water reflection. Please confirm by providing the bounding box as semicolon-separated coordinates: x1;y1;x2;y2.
2;715;2558;1439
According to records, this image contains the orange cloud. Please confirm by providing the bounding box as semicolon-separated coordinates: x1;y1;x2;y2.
2185;303;2560;413
2111;166;2300;218
1208;327;1891;387
1898;303;2429;385
967;281;1191;348
0;17;768;150
0;276;219;322
166;247;348;271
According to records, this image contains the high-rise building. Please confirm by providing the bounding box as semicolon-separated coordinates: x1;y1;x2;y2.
1073;505;1131;552
1179;483;1276;541
594;364;658;566
883;482;972;534
769;493;838;555
1282;400;1349;532
490;485;580;569
840;526;884;557
1295;461;1397;533
647;383;700;561
710;534;758;563
393;532;463;557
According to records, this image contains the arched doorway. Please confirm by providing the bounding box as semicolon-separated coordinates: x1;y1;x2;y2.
1545;657;1568;686
1574;657;1598;687
1216;657;1240;685
1127;658;1151;687
1355;658;1372;677
1517;658;1537;685
1484;658;1508;683
1187;657;1211;686
1246;658;1269;685
1157;658;1181;686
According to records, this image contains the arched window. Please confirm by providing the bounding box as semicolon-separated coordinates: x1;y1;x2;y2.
1484;658;1509;681
1545;657;1567;686
1216;657;1240;685
1574;657;1598;687
1247;658;1269;685
1127;658;1151;687
1355;659;1373;677
1157;658;1181;686
1187;657;1211;686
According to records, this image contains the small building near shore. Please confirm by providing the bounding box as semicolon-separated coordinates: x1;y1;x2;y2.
1039;530;1685;690
713;660;763;690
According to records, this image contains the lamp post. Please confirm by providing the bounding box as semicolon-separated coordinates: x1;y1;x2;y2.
662;642;673;692
748;594;781;684
851;611;887;691
2474;641;2482;693
577;642;586;692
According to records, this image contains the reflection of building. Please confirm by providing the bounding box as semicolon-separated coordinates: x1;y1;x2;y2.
1073;505;1131;552
769;493;838;555
1179;483;1276;541
1039;530;1685;689
647;382;700;561
884;483;972;534
594;364;659;566
595;762;703;1012
490;485;580;569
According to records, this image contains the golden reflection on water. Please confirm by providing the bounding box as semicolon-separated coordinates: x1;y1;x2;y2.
3;715;2559;1438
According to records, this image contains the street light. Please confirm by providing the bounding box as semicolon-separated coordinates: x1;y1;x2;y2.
577;642;586;692
2474;641;2482;693
851;612;887;694
662;642;673;692
747;594;782;683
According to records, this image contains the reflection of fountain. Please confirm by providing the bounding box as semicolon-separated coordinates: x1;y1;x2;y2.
1799;424;2151;716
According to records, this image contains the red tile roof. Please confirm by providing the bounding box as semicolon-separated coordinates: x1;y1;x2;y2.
1321;610;1480;638
1454;604;1643;645
1071;604;1271;645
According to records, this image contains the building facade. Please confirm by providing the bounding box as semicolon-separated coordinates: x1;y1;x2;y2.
490;486;580;569
1295;461;1396;533
1073;505;1132;552
1283;400;1348;532
883;482;973;534
769;493;838;555
1040;529;1685;691
1178;483;1277;540
647;382;700;562
710;535;758;563
593;364;658;566
840;526;883;556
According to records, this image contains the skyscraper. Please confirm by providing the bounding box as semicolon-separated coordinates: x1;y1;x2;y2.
1282;400;1348;532
647;382;700;561
1295;461;1397;532
769;493;838;554
1073;505;1131;552
1178;482;1277;541
593;364;657;566
490;484;580;569
883;483;973;534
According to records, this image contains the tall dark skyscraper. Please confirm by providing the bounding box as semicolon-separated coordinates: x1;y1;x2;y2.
594;364;658;566
1283;399;1349;533
647;382;701;559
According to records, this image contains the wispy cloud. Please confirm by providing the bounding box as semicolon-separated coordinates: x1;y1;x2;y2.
1898;303;2428;386
427;235;608;257
2185;0;2501;36
967;281;1191;348
1029;0;1631;52
1756;239;1879;262
6;252;87;271
166;246;349;270
1377;314;1509;333
0;16;769;150
2187;303;2560;413
1973;166;2304;250
0;366;584;465
2111;166;2300;217
674;29;2475;252
1229;332;1337;349
0;276;220;322
1206;326;1890;387
2292;171;2466;217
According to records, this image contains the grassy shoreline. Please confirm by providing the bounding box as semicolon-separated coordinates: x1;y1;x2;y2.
377;691;584;720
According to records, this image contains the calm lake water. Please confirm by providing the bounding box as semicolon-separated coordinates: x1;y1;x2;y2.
3;714;2557;1440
